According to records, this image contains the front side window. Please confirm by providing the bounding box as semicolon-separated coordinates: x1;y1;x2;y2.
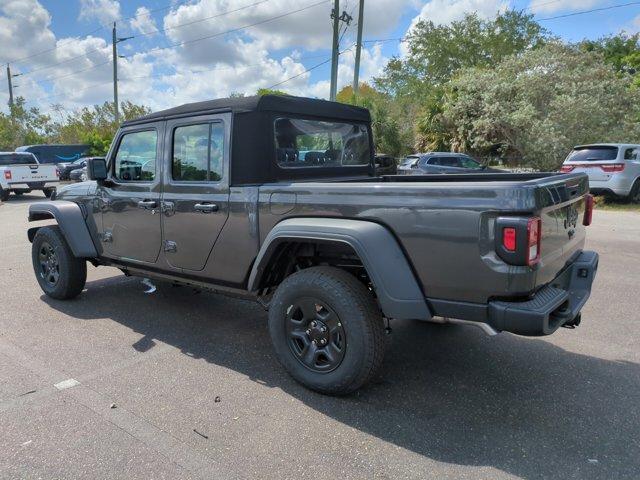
114;130;157;181
172;122;224;182
275;118;370;168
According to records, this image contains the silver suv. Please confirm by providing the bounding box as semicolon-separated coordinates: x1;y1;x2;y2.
561;144;640;202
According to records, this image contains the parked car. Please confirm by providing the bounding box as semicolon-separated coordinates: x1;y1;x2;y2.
374;154;397;175
398;152;498;175
0;152;59;201
57;158;88;180
69;157;103;182
27;95;598;395
69;166;87;182
561;144;640;202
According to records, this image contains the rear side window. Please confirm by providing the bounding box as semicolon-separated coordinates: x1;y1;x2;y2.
114;130;158;182
275;118;370;168
0;154;36;165
430;157;461;167
567;147;618;162
172;122;224;182
624;148;639;160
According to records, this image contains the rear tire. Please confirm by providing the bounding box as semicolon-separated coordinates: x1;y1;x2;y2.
32;226;87;300
0;188;9;201
268;266;385;395
43;188;55;198
629;179;640;204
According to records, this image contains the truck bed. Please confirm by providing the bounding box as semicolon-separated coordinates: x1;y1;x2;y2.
257;172;589;304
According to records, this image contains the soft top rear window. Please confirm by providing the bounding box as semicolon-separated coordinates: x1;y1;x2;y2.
0;153;36;166
275;117;370;168
566;146;618;162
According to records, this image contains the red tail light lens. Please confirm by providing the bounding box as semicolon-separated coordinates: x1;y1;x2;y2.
600;163;624;173
502;227;517;251
4;170;11;180
560;165;574;172
526;217;541;266
583;194;594;226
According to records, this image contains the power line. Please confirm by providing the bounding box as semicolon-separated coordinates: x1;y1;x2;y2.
267;58;332;89
132;0;271;39
122;0;331;59
536;1;640;21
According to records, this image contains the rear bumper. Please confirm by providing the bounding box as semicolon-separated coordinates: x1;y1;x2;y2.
8;181;59;189
589;176;634;197
428;250;599;336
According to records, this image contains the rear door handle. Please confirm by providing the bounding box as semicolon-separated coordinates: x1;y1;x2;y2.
194;203;218;213
137;200;157;210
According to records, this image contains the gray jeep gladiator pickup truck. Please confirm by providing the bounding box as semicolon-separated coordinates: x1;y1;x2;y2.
27;95;599;395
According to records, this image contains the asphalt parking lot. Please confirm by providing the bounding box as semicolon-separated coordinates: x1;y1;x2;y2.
0;192;639;480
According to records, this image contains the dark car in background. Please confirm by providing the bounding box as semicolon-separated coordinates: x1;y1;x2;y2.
16;144;90;165
57;158;88;180
68;157;104;182
398;152;498;175
374;154;397;175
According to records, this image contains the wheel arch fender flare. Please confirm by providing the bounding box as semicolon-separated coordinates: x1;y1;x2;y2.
248;217;432;321
27;201;98;258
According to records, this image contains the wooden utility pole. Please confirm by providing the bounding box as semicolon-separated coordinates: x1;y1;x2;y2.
352;0;364;95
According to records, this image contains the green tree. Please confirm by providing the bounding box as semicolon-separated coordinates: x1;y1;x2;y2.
438;43;640;170
337;83;409;158
51;101;151;155
0;97;53;150
374;10;549;151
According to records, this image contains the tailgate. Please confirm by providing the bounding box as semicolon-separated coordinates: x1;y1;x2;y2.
535;174;589;286
8;164;57;183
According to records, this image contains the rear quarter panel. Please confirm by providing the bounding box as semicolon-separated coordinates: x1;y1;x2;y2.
257;180;567;303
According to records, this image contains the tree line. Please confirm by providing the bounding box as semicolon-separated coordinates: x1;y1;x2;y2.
1;11;639;170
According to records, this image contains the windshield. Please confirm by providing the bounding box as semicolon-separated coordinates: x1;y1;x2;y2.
0;153;36;166
566;147;618;162
275;118;371;168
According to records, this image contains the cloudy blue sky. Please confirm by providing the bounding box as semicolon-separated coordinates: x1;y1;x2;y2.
1;0;639;115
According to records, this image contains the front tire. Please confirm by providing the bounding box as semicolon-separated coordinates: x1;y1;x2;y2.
268;266;385;395
43;188;55;198
32;226;87;300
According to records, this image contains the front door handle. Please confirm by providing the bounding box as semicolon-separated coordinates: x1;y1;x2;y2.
138;200;157;210
194;203;218;213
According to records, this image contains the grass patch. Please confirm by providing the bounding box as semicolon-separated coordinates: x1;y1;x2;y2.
593;195;640;211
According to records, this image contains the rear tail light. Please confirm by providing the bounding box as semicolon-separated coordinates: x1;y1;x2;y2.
4;170;11;180
496;216;542;267
599;163;624;173
526;217;541;266
583;194;594;226
502;227;517;251
561;163;624;173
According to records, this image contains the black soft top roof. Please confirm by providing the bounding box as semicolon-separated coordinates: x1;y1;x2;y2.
123;94;370;126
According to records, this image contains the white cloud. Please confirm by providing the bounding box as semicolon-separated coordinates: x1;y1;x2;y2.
408;0;508;29
78;0;121;27
130;7;159;35
0;0;56;65
528;0;601;15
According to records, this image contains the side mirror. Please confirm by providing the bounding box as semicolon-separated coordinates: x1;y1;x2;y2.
87;157;107;181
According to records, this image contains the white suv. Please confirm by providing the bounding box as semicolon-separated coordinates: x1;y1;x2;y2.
561;144;640;202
